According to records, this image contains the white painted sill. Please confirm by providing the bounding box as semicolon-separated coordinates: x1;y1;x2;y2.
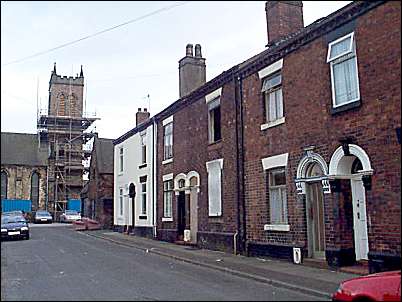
162;217;173;222
162;158;173;165
117;172;124;176
260;117;285;131
264;224;290;232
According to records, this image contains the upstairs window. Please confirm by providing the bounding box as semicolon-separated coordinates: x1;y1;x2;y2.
140;133;147;164
327;32;360;108
164;122;173;160
119;147;124;173
208;97;221;143
268;168;288;225
262;72;283;123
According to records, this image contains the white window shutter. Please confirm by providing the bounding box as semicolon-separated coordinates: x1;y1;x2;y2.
206;159;223;216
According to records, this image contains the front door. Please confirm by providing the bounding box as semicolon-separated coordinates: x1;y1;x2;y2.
307;182;326;259
351;179;369;260
177;191;186;238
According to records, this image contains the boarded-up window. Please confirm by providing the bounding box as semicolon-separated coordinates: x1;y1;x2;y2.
206;159;223;216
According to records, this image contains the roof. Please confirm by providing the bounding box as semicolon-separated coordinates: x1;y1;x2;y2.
94;137;114;174
113;1;384;146
1;132;48;167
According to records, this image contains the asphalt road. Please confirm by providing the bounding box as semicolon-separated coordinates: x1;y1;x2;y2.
1;224;322;301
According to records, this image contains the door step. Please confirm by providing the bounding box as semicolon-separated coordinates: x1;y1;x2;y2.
174;240;198;247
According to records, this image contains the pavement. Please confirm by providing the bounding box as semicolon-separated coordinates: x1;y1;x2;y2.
82;229;360;300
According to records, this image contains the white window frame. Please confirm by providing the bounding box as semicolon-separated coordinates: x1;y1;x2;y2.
141;182;147;215
140;133;147;165
163;179;173;219
119;147;124;173
206;158;224;217
119;188;124;216
327;32;360;108
262;73;284;124
163;122;173;160
267;168;288;225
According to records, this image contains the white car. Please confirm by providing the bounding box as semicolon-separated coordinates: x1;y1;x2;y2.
59;210;81;223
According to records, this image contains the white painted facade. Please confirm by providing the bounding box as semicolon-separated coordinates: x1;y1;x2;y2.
113;124;155;231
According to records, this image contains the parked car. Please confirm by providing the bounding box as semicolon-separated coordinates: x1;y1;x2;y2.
59;210;81;223
2;210;24;216
332;270;401;302
1;215;30;240
34;210;53;224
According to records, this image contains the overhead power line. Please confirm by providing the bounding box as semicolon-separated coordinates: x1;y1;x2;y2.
2;1;190;67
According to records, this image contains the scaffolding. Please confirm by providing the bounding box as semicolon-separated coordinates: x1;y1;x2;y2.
37;69;99;219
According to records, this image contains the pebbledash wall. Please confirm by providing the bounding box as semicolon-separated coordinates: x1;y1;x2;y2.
239;1;400;273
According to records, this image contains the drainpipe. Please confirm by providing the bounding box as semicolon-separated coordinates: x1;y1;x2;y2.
46;167;49;211
233;231;238;255
236;74;247;255
152;118;157;238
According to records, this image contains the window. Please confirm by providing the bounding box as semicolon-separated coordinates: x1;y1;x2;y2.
208;97;221;143
119;188;123;216
327;32;360;107
206;159;224;216
163;180;173;218
140;133;147;164
164;122;173;160
1;171;7;200
141;182;147;215
119;147;124;173
31;172;40;210
262;72;283;123
268;169;288;224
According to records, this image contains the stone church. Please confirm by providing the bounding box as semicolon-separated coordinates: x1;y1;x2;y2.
1;64;97;217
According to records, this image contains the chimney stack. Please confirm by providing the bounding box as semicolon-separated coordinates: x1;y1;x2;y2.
136;108;150;126
265;1;304;44
178;43;206;98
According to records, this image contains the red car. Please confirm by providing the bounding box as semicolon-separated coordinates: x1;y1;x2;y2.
332;270;401;302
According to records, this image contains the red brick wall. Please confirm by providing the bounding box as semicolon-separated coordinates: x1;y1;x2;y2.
242;2;401;256
156;80;241;251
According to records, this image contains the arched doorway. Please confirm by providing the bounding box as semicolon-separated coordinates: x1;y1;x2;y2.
187;171;200;244
305;162;326;259
329;144;373;261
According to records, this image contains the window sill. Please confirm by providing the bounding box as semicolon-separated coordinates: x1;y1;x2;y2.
331;99;361;115
162;158;173;165
139;163;147;169
260;117;285;131
264;224;290;232
117;172;124;176
208;139;222;146
162;217;173;222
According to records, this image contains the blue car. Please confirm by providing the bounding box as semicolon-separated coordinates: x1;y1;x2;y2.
1;215;30;240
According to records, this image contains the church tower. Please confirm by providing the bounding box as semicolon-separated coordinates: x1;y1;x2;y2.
37;63;98;216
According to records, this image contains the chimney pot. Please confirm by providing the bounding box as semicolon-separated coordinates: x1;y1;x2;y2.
186;44;194;56
195;44;202;58
144;108;147;112
138;108;141;112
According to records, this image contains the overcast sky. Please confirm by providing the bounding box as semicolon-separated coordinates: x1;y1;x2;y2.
1;1;351;140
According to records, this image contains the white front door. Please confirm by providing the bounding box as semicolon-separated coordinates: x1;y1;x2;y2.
351;179;369;260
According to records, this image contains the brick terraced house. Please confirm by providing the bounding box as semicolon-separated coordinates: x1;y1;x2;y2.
113;1;400;273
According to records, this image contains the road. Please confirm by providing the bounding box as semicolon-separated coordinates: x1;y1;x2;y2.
1;224;322;301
